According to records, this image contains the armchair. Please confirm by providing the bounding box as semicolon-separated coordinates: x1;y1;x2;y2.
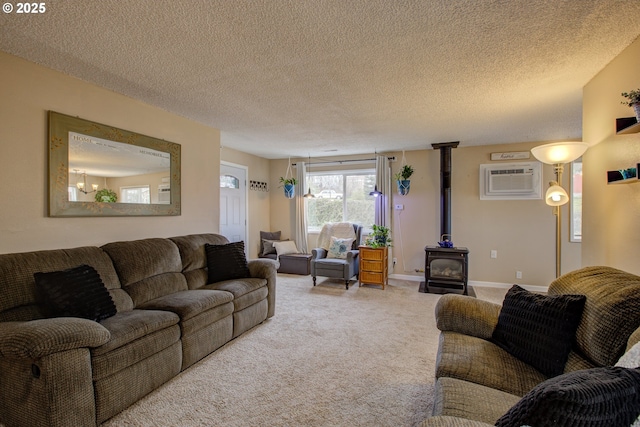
311;223;363;289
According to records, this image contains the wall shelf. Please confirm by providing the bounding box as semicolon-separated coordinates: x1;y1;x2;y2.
616;117;640;134
607;164;639;184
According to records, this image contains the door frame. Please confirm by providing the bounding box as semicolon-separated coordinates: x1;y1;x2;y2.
220;161;249;256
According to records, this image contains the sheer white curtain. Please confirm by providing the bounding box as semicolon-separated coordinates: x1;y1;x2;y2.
375;155;392;268
375;155;391;228
294;162;309;253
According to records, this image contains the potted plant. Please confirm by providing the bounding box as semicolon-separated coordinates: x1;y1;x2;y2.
621;89;640;122
95;188;117;203
394;164;414;195
279;177;298;199
365;224;392;248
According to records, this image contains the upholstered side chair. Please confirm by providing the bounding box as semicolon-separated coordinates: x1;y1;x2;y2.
311;223;363;289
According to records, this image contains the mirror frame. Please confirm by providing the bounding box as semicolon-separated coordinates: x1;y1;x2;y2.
48;111;181;217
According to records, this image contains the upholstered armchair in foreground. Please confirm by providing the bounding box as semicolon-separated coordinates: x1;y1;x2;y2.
311;223;363;289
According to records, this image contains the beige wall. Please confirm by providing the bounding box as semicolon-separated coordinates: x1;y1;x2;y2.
220;146;271;259
0;52;221;253
269;146;580;287
582;36;640;274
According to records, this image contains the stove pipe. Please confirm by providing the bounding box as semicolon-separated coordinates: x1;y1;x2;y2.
431;141;459;238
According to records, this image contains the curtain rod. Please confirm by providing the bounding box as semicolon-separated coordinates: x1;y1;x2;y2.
292;156;395;167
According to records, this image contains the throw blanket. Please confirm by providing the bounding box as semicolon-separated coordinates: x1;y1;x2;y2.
316;222;357;250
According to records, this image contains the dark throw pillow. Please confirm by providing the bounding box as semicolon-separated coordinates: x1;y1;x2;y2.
259;231;281;255
34;264;117;322
205;241;250;283
491;285;586;377
495;366;640;427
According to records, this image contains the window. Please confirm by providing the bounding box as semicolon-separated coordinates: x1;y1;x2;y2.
570;159;582;242
306;170;376;232
220;174;240;189
68;186;77;202
120;185;150;204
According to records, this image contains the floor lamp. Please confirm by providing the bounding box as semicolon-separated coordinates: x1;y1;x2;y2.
531;142;589;278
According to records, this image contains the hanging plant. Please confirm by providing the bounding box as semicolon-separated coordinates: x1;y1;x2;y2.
95;188;117;203
394;162;414;196
280;157;297;199
279;177;297;199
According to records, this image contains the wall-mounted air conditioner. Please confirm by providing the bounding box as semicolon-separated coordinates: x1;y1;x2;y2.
479;162;542;200
158;183;170;204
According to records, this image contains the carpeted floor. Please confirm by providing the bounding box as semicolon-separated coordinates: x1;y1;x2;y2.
102;275;501;427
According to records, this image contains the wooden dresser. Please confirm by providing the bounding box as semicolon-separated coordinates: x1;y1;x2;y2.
358;246;388;290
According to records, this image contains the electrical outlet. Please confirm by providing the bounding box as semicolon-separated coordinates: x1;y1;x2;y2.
490;250;497;259
516;271;523;279
392;257;397;265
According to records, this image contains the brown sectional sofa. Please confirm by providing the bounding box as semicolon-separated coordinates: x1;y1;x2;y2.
421;266;640;426
0;233;277;427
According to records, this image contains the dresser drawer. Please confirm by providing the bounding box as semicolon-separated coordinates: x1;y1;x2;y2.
360;271;383;283
361;259;383;271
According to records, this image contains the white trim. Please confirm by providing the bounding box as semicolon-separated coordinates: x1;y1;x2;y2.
388;273;548;293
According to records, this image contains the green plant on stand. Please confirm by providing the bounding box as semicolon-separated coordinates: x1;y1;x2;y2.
365;224;392;248
394;164;414;195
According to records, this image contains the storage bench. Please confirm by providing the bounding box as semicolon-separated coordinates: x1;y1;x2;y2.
278;254;312;275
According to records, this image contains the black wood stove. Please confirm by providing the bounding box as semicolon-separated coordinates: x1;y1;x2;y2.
423;246;469;295
418;141;470;295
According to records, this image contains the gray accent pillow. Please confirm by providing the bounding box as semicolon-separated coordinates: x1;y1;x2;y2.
259;231;281;255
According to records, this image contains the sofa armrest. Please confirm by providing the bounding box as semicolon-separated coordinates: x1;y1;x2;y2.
419;416;494;427
247;258;278;318
0;318;110;359
435;294;501;340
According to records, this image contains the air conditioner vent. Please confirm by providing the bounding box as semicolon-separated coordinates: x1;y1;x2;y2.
480;162;542;200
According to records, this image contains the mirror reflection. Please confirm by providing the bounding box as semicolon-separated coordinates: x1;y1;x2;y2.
68;132;171;205
48;111;181;217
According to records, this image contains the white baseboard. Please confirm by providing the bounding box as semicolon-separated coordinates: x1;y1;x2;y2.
388;273;548;293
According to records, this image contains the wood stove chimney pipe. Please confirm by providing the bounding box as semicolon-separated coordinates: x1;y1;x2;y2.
431;141;460;239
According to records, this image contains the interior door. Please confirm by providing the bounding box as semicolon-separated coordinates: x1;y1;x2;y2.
219;163;247;250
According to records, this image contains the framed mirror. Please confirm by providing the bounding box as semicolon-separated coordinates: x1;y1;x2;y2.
48;111;181;216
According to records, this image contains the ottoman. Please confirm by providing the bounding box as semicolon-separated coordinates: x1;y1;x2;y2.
278;254;312;275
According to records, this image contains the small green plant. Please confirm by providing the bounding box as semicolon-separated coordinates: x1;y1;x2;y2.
365;224;392;248
95;188;117;203
394;164;414;181
279;177;298;187
621;89;640;107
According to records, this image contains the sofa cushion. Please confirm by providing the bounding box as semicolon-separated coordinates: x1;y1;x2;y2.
433;377;520;424
495;366;640;427
205;278;268;312
205;241;250;283
436;331;547;397
491;285;585;377
102;238;187;307
34;264;117;322
0;246;128;322
548;266;640;367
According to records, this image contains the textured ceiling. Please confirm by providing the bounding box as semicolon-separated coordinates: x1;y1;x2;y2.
1;0;640;159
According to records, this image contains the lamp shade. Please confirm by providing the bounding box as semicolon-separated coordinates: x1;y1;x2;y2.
545;184;569;206
531;142;588;165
